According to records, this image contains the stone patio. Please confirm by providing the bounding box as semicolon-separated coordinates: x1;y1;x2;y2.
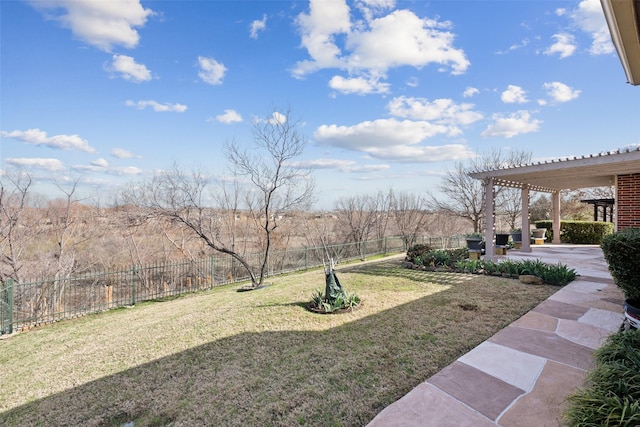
368;245;624;426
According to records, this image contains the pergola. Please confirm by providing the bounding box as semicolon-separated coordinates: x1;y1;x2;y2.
466;0;640;258
468;148;640;258
580;198;615;222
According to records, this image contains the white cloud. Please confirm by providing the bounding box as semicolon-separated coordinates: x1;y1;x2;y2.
544;33;577;59
107;54;151;82
355;0;395;22
314;118;474;162
345;10;469;74
293;0;351;76
250;14;267;39
1;128;95;152
543;82;581;103
71;161;141;176
316;119;448;149
571;0;613;55
496;38;530;55
92;158;109;168
501;85;528;104
111;148;136;158
387;96;483;127
197;56;227;85
482;111;541;138
259;111;287;125
125;100;187;112
107;166;143;176
72;164;106;172
215;109;243;124
363;143;474;163
463;87;479;98
405;77;419;87
329;75;390;95
293;1;468;91
297;158;390;173
6;157;65;171
28;0;153;52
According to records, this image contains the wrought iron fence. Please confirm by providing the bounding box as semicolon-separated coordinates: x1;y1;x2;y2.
0;235;462;334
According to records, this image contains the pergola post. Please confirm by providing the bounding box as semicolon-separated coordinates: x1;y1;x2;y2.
552;191;561;244
521;185;531;252
483;177;495;258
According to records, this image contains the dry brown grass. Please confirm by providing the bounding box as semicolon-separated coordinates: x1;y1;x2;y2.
0;256;559;426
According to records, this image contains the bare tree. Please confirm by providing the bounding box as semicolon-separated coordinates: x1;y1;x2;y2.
388;189;428;249
0;172;34;284
428;161;484;233
128;108;315;289
428;149;532;233
334;194;381;260
225;109;315;286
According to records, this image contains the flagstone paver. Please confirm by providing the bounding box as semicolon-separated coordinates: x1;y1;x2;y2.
427;362;525;420
497;361;588;427
457;342;546;391
367;245;625;427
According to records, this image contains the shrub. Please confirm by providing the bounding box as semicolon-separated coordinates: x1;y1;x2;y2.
427;250;451;267
406;244;432;263
601;228;640;302
406;246;468;268
535;220;614;244
564;329;640;426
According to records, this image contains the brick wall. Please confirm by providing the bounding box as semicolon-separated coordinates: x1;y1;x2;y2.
617;173;640;229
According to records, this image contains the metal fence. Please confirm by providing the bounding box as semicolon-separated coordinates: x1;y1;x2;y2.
0;235;463;335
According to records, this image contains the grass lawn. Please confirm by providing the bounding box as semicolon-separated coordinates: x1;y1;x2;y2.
0;255;560;426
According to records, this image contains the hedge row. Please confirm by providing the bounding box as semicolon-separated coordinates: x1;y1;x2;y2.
535;220;614;244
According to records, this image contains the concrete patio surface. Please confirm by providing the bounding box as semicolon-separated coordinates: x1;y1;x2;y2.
368;244;624;427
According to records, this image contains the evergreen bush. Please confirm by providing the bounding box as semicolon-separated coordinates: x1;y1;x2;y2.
601;228;640;302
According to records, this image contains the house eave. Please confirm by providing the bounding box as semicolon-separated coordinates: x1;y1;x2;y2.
601;0;640;85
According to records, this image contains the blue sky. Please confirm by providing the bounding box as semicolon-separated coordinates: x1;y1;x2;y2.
1;0;638;208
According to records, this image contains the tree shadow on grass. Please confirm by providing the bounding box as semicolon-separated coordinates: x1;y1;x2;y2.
338;259;475;287
0;266;558;427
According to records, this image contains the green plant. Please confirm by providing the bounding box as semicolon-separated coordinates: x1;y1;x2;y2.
482;260;499;275
519;259;547;277
538;263;577;286
447;247;469;264
431;250;451;267
601;228;640;302
498;260;520;276
406;244;432;264
535;220;615;244
311;289;324;306
310;289;361;313
564;329;640;426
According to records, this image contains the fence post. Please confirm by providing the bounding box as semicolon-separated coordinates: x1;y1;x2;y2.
210;256;215;288
305;247;308;270
383;237;387;255
132;265;137;305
